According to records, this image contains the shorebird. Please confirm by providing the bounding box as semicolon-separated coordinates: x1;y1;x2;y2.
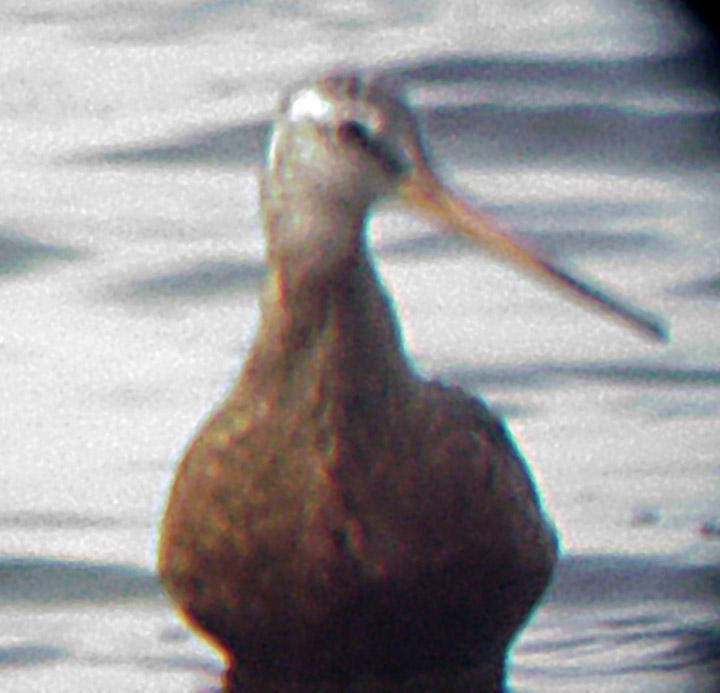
158;72;666;692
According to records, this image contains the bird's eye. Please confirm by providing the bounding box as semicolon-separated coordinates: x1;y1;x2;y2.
337;120;376;150
336;120;405;175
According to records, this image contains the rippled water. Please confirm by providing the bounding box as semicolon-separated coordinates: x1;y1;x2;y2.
2;1;720;690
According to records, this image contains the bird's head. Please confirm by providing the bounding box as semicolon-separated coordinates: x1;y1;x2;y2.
265;72;427;213
261;71;666;342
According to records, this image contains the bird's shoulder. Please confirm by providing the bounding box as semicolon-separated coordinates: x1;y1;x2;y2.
409;378;517;463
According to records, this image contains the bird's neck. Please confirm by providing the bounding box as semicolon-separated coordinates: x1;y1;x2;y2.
231;235;413;418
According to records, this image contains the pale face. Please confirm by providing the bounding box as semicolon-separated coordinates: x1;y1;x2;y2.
267;74;429;208
262;74;431;270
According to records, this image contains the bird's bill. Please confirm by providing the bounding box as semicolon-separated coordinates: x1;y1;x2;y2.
397;167;667;343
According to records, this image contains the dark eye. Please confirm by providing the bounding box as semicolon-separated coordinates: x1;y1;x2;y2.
337;120;376;149
336;120;405;175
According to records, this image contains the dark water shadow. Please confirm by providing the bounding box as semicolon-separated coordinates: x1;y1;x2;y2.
615;387;720;420
670;273;720;299
436;361;720;392
1;552;716;682
3;551;716;608
9;0;716;79
0;227;82;278
9;0;421;44
0;644;67;668
511;229;666;258
0;557;161;604
547;553;720;605
62;648;220;677
378;226;667;263
653;626;720;674
101;230;666;307
396;49;720;169
75;120;268;168
0;639;218;680
393;47;720;92
377;231;468;260
518;553;720;680
517;625;720;680
105;257;265;304
65;98;720;172
63;47;719;170
493;197;666;227
422;101;720;169
0;510;140;531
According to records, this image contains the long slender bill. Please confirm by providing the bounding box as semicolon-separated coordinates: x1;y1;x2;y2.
398;168;668;343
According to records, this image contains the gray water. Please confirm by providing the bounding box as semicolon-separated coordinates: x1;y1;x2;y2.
2;1;720;690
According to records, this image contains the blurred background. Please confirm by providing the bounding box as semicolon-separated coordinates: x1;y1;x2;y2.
1;1;719;690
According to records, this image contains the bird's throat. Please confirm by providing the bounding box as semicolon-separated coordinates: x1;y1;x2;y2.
233;246;412;425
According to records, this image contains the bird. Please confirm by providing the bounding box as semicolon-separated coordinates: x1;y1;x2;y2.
158;71;666;692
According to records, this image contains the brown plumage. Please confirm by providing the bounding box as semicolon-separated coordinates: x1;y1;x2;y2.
158;72;664;692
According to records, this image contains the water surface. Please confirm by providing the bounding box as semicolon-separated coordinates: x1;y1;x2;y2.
2;1;719;690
